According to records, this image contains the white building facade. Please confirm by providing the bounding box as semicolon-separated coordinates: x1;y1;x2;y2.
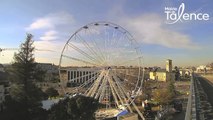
66;67;100;83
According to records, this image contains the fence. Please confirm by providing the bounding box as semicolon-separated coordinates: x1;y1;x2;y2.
185;74;197;120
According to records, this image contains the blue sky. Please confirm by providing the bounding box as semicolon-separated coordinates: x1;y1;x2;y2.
0;0;213;67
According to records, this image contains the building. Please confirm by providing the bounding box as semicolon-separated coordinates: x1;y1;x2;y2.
60;67;100;87
149;59;175;81
37;63;58;73
36;63;59;81
166;59;172;72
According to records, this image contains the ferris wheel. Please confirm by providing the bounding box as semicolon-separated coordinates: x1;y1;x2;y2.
59;22;145;119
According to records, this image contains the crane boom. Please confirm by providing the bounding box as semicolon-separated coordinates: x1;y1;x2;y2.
0;48;55;53
0;48;18;52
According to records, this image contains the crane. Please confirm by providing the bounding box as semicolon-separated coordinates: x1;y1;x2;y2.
0;48;55;53
0;48;18;53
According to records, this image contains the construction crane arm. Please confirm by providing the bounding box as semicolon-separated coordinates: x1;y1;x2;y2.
0;48;18;52
0;48;55;53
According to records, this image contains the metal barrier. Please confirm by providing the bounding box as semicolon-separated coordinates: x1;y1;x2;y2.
185;74;197;120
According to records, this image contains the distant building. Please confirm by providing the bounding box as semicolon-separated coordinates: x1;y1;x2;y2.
37;63;58;73
149;59;175;81
36;63;59;81
196;65;212;72
179;69;191;78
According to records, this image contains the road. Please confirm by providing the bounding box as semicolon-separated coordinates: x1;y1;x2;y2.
197;76;213;108
173;75;213;120
196;76;213;119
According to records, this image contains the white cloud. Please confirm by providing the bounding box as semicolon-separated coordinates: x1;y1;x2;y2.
33;40;63;63
40;30;58;41
26;11;75;30
121;14;199;49
24;12;77;64
26;19;53;30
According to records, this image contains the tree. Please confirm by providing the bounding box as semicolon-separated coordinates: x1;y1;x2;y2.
167;80;176;98
34;64;46;82
174;66;180;81
48;95;100;120
141;80;152;100
45;87;59;97
153;89;172;105
153;81;175;105
1;34;46;120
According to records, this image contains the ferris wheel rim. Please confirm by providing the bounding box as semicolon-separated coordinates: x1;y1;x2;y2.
59;21;141;68
58;21;144;100
58;21;146;119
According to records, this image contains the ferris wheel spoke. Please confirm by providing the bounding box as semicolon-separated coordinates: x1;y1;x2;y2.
67;42;102;65
75;34;105;64
98;77;108;102
89;28;106;63
116;69;141;91
95;75;108;99
113;31;125;48
86;70;105;97
62;54;99;66
116;70;139;78
110;34;131;65
88;27;107;64
116;56;142;66
105;26;110;62
108;73;125;105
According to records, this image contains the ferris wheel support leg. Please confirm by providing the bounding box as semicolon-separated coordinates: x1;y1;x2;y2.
108;72;131;110
112;73;133;112
108;76;120;108
86;71;104;97
113;73;145;120
95;75;107;99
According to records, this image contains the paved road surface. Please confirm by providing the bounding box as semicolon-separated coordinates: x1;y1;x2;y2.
197;76;213;119
198;76;213;107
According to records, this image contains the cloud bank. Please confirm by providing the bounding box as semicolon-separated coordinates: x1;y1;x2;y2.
121;14;199;49
26;12;75;30
25;12;76;64
39;30;58;41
